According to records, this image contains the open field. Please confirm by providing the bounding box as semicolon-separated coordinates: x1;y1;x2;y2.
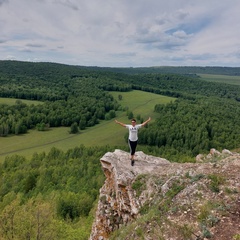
198;74;240;85
0;90;175;162
0;97;43;105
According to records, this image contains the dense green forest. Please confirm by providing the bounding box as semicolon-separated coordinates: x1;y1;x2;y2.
82;65;240;76
139;97;240;159
1;60;240;239
0;145;115;239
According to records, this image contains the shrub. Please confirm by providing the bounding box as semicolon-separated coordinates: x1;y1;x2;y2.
208;174;225;193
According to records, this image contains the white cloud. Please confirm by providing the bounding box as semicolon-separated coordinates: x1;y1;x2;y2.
0;0;240;67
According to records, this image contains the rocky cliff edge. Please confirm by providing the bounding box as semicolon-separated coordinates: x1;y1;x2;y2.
90;149;240;240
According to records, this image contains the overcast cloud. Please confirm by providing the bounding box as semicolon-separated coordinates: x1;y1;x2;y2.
0;0;239;67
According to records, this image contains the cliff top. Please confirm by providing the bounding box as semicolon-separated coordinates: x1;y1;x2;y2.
90;149;240;240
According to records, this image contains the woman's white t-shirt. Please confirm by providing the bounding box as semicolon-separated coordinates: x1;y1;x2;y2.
126;124;142;141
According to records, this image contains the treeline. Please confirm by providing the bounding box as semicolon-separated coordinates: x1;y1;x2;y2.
117;73;240;101
0;145;115;240
2;61;240;101
137;97;240;161
0;94;118;136
85;65;240;76
0;62;123;136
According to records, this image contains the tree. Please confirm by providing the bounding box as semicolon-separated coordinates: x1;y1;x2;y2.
0;124;9;137
127;111;134;119
36;122;49;131
0;197;20;240
70;122;79;134
118;94;123;100
23;173;37;193
79;116;86;130
105;110;116;120
14;120;27;135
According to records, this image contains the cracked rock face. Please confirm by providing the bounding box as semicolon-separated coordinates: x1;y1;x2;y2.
89;149;171;240
89;149;240;240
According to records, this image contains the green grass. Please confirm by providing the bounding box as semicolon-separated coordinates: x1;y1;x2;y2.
111;90;174;115
0;97;43;105
198;74;240;85
0;90;175;162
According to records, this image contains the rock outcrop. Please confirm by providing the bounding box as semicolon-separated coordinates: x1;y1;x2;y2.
90;149;240;240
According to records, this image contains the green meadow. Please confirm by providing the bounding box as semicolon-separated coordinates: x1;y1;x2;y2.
0;97;43;106
0;90;175;162
198;74;240;85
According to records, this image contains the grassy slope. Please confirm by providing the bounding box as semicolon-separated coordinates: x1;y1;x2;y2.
0;90;175;162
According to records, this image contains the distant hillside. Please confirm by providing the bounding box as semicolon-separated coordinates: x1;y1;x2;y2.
85;65;240;76
1;60;240;76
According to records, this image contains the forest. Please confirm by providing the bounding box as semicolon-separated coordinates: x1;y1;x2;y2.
1;60;240;239
0;145;114;239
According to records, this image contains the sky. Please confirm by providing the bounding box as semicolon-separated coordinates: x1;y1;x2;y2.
0;0;240;67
